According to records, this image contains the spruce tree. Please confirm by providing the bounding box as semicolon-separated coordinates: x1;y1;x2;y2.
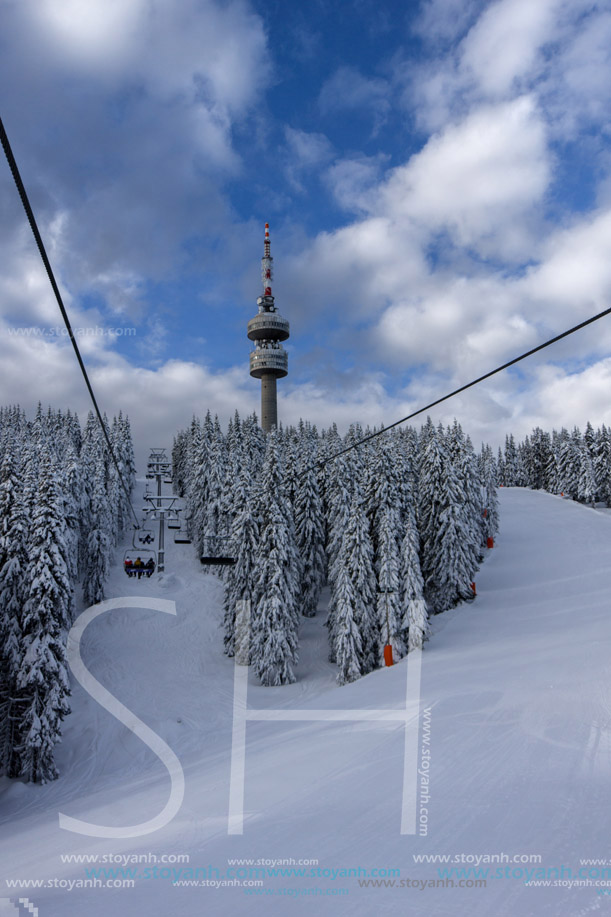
578;439;597;506
400;497;429;652
376;504;404;663
341;480;377;674
332;553;363;685
223;462;259;657
251;432;300;686
0;451;30;777
16;449;72;782
83;450;114;606
294;428;325;618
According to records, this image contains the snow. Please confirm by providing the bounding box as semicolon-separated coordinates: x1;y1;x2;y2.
2;485;611;915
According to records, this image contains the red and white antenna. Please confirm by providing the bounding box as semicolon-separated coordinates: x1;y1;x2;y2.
262;222;273;296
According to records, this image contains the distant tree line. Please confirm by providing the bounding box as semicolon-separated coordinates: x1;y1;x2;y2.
498;422;611;505
173;412;499;688
0;404;135;783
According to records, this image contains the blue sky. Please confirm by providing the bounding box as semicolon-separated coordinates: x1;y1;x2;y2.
1;0;611;466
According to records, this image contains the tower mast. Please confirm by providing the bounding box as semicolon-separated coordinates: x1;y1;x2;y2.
247;223;290;432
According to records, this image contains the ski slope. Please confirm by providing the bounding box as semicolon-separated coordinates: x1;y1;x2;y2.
2;486;611;917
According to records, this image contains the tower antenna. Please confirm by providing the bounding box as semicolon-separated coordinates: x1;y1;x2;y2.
247;223;290;432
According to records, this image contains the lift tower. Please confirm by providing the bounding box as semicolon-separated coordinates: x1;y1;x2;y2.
247;223;290;432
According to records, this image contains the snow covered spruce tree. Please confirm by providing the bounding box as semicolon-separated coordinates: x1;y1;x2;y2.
174;408;502;682
448;421;484;571
419;421;477;614
222;457;260;659
15;447;72;783
323;453;353;662
332;533;363;685
595;425;611;506
400;494;429;652
0;450;30;777
250;431;300;686
293;425;325;618
578;439;597;506
502;420;611;507
334;478;378;675
480;444;500;546
375;503;404;664
82;450;114;606
0;403;137;782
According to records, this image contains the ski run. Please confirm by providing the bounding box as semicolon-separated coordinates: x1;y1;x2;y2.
2;408;611;916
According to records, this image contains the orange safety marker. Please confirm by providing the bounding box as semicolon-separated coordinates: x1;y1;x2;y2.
383;645;394;667
487;536;494;549
471;582;477;596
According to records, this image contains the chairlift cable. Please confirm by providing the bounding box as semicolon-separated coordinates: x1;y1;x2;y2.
305;303;611;476
0;116;140;529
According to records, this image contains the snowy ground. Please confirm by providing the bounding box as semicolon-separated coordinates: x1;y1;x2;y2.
2;485;611;917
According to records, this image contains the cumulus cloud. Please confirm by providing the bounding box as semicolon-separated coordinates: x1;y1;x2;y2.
460;0;559;98
406;0;611;140
380;96;550;259
0;0;271;319
283;128;335;192
413;0;482;46
318;66;391;133
3;0;611;464
324;154;389;215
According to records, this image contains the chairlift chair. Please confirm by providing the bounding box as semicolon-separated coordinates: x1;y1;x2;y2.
123;548;157;578
200;534;235;566
138;524;155;546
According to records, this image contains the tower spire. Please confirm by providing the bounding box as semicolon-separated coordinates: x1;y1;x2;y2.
247;222;290;432
262;222;272;296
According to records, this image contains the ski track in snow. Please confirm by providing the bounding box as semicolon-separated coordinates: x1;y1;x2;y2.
1;486;611;915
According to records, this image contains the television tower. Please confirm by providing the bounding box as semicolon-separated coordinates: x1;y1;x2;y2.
247;223;289;432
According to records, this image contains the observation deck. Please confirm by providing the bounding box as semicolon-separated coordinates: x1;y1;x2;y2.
249;347;288;378
247;311;290;342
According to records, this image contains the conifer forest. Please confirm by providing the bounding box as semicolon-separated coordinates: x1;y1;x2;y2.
3;403;611;784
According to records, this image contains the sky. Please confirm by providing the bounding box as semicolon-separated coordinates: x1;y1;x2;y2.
1;0;611;468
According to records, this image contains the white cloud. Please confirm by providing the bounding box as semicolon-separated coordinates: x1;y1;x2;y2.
284;128;334;169
324;154;388;215
0;0;272;335
383;96;549;259
526;360;611;433
524;209;611;320
3;0;611;465
318;66;390;132
283;128;334;192
460;0;558;97
540;8;611;138
374;273;538;373
27;0;269;116
407;0;611;141
35;0;144;66
413;0;482;45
